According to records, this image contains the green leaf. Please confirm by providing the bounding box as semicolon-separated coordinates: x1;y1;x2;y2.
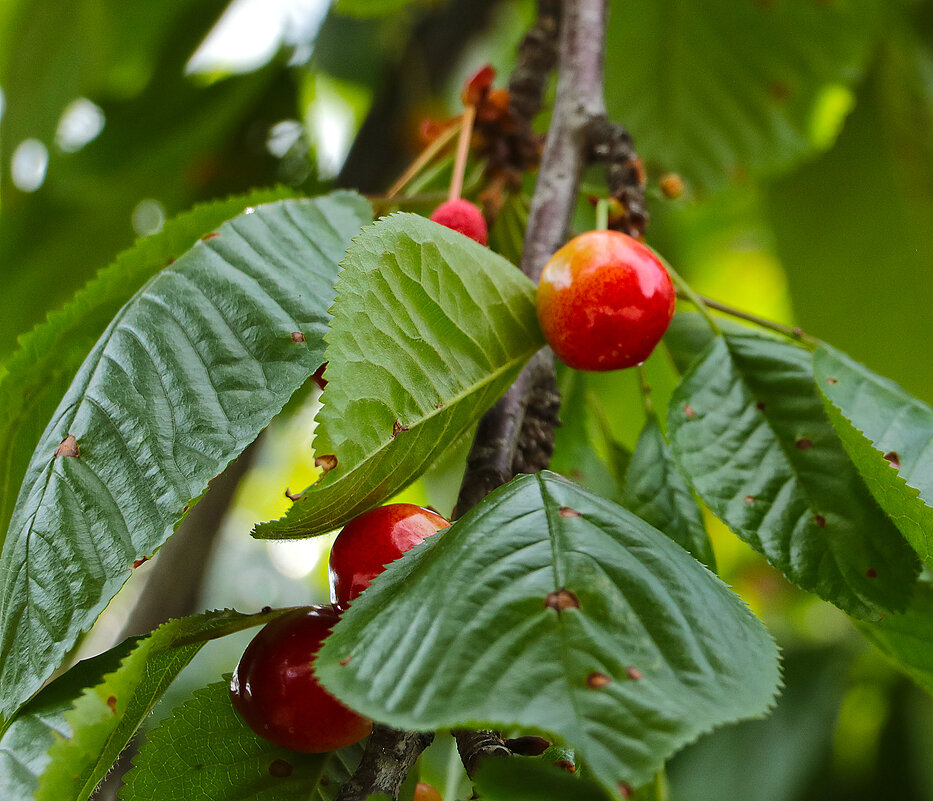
667;332;919;619
0;639;136;801
317;472;780;798
857;578;933;696
606;0;880;190
474;758;609;801
0;192;372;729
621;417;715;570
120;681;364;801
254;213;543;539
335;0;428;17
0;187;299;544
35;608;296;801
814;344;933;565
550;367;623;499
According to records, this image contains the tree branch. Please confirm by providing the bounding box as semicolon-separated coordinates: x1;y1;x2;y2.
334;725;434;801
452;0;611;776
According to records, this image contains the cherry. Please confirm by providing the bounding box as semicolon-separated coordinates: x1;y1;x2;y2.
536;230;675;371
330;503;449;608
415;782;443;801
429;199;488;245
230;606;372;753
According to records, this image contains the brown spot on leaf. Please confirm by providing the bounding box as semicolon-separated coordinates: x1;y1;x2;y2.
559;506;581;518
505;736;551;756
755;401;767;411
290;331;306;343
626;666;644;681
683;404;696;419
106;695;117;714
261;606;272;613
815;514;827;529
554;759;576;774
884;451;901;469
586;672;612;689
284;487;303;502
795;437;813;451
312;363;328;390
201;231;220;241
55;435;79;459
866;567;878;579
315;454;338;476
745;496;755;504
339;655;353;666
132;557;149;569
433;402;444;410
545;588;581;613
619;782;633;798
269;759;293;778
827;377;838;385
320;775;330;786
392;420;410;438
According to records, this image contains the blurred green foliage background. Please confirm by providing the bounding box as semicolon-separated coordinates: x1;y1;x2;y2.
1;0;932;798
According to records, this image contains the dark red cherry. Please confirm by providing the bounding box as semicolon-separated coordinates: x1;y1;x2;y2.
230;606;372;753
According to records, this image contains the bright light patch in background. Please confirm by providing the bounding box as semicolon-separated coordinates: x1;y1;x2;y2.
304;73;371;179
809;83;856;151
0;87;5;125
55;97;106;153
187;0;329;76
11;138;49;192
266;538;327;580
132;199;167;237
267;119;305;158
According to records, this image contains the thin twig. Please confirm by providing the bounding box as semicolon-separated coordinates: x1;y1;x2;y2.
386;118;462;200
448;104;476;202
677;290;816;345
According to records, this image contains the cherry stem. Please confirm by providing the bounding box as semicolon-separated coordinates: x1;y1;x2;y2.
385;117;463;200
636;364;655;418
663;262;722;335
595;197;610;231
675;290;817;346
448;103;477;202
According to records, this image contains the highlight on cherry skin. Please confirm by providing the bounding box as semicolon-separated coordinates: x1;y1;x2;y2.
229;606;373;753
536;229;676;371
330;502;450;608
429;198;489;245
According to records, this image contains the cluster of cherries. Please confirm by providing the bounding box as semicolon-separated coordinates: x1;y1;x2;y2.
230;505;448;756
232;73;676;796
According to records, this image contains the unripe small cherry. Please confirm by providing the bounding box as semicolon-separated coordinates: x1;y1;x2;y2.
329;503;449;608
230;607;372;753
429;199;488;245
536;230;675;371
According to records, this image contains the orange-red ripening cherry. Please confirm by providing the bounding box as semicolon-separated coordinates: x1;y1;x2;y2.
429;199;489;245
414;782;443;801
536;230;675;371
330;503;449;608
230;607;372;753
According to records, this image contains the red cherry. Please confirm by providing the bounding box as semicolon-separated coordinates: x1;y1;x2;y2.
429;199;489;245
330;503;449;608
415;782;443;801
536;230;675;371
230;607;372;753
